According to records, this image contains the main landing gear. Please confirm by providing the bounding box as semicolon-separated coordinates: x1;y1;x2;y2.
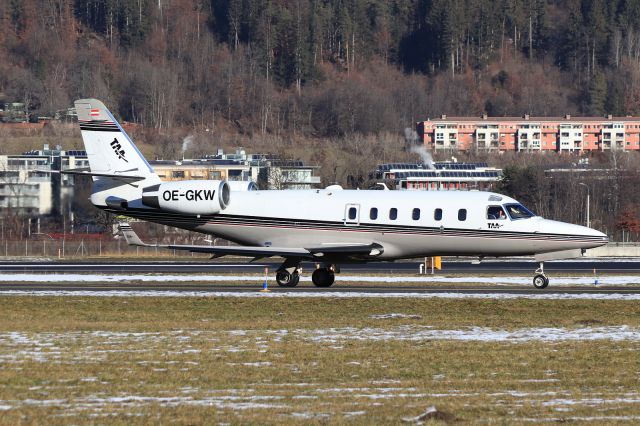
275;261;338;288
311;266;335;287
532;261;549;289
275;269;300;287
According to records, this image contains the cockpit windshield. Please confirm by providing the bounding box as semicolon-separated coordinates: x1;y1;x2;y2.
504;203;536;219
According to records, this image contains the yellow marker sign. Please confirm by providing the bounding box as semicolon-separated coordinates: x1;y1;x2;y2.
427;257;442;270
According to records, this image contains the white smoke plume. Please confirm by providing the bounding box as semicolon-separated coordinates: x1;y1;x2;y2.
410;144;434;169
404;127;418;143
182;134;194;154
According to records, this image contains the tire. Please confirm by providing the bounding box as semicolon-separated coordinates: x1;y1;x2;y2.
533;274;549;289
289;272;300;287
312;268;335;287
276;270;298;287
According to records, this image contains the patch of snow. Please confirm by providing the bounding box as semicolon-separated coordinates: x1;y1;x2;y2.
515;415;640;422
369;313;422;320
227;362;272;367
299;325;640;343
542;397;640;407
3;289;640;301
290;412;330;419
343;411;366;417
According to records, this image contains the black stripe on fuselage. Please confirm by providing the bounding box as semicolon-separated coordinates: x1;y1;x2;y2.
103;207;605;244
80;124;120;132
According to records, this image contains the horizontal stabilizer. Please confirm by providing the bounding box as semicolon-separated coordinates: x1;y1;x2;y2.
119;223;146;246
60;169;146;181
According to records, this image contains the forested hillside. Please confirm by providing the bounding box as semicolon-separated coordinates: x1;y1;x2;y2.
2;1;640;238
3;0;640;137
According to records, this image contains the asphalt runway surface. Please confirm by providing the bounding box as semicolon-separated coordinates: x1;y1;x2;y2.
1;259;640;274
1;281;640;295
0;259;639;295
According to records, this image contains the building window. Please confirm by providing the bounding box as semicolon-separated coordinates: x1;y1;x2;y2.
412;208;420;220
389;208;397;220
458;209;467;221
434;208;442;221
370;208;378;220
172;171;185;178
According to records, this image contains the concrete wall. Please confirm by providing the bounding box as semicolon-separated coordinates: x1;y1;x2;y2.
585;243;640;257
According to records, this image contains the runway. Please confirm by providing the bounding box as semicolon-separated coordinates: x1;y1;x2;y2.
1;259;640;274
1;260;639;298
2;282;640;295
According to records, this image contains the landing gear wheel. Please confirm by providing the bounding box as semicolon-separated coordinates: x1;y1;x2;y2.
276;270;300;287
533;274;549;289
312;268;335;287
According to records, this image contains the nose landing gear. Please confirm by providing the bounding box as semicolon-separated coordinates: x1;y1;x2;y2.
532;261;549;289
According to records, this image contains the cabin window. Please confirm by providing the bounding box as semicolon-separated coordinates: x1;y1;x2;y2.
458;209;467;221
487;206;507;220
370;208;378;220
389;208;398;220
348;207;357;220
434;208;442;221
412;208;420;220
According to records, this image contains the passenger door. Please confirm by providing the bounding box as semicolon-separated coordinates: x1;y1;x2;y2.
344;204;361;226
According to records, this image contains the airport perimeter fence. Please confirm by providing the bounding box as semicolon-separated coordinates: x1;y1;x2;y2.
0;238;214;259
1;238;640;259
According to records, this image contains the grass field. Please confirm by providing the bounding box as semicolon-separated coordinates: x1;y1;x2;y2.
0;296;639;424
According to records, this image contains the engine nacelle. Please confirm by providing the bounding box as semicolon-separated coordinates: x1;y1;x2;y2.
227;180;257;191
142;180;230;215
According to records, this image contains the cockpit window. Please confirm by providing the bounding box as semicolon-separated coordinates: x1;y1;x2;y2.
504;203;535;219
487;206;507;220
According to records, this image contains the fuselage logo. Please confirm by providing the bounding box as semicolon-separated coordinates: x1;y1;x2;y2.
110;138;128;163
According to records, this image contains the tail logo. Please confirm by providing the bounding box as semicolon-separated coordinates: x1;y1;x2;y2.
110;138;129;163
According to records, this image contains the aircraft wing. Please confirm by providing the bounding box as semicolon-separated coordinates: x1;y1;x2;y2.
118;223;383;260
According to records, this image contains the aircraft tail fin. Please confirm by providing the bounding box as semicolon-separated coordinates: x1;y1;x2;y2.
74;99;158;181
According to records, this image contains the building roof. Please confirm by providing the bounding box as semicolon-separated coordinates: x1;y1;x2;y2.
420;115;640;123
376;162;491;171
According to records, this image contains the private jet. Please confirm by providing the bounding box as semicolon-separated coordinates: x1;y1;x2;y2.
69;99;608;289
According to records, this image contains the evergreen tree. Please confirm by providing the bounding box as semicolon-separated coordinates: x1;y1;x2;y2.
588;70;607;114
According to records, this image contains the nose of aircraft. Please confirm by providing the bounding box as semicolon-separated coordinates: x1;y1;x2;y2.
539;219;608;248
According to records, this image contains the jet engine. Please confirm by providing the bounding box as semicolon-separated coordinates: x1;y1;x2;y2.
227;180;257;191
142;180;230;215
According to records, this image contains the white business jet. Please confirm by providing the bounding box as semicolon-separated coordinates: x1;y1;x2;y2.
69;99;608;289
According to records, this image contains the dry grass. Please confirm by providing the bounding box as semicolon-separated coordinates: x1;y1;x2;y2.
0;297;638;424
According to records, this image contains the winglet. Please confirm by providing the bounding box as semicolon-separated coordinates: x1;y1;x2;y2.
118;223;148;247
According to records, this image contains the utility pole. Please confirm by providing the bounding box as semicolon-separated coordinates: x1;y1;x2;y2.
578;183;590;228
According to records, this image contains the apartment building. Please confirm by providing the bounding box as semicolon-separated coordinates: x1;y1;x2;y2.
152;149;321;189
0;145;88;215
417;115;640;152
0;146;321;217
